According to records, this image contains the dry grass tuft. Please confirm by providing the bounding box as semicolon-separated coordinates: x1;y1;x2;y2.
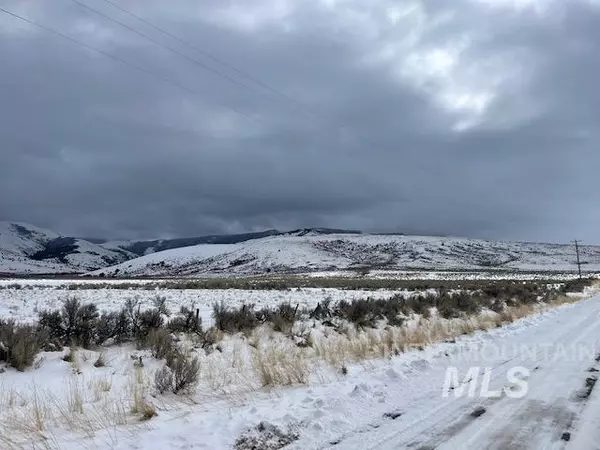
252;344;311;387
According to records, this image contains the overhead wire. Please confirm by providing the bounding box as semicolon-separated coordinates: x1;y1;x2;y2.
0;5;264;127
97;0;314;114
72;0;383;146
68;0;307;115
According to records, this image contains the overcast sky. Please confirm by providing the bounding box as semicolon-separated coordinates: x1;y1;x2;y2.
1;0;599;242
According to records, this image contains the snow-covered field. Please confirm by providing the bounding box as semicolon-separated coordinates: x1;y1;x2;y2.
0;288;599;449
0;286;401;327
1;279;600;449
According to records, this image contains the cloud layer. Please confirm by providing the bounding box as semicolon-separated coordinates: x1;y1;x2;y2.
1;0;599;242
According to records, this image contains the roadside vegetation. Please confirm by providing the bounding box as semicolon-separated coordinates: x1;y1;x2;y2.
1;278;594;373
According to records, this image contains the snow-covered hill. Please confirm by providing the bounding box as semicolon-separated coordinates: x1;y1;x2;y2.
99;228;360;257
99;230;280;257
91;233;600;277
0;222;134;274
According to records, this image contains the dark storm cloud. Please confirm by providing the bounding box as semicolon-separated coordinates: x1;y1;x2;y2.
1;0;599;242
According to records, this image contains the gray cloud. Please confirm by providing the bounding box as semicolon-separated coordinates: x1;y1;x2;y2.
1;0;599;242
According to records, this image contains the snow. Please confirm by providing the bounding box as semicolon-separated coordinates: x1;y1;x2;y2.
0;221;134;274
91;233;600;277
1;282;600;448
0;221;60;254
5;222;600;277
569;362;600;449
96;244;236;276
0;286;401;327
0;221;66;274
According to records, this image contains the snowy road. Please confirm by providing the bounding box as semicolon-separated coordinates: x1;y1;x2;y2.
324;295;600;450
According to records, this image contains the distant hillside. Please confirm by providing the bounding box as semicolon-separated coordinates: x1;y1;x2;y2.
0;223;363;275
0;222;134;274
99;228;361;256
91;233;600;277
99;230;280;256
6;222;598;277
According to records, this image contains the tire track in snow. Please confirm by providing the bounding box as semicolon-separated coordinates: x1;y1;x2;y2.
325;297;600;450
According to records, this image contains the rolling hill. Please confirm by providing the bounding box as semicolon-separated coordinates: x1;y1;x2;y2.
4;221;600;277
98;228;361;256
90;233;600;277
0;222;134;274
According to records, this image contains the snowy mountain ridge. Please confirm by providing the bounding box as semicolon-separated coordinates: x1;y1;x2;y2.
4;221;600;277
0;222;134;274
99;228;361;256
91;233;600;277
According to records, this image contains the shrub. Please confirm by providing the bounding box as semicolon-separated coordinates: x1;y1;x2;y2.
37;310;63;341
152;295;170;317
95;308;133;345
154;365;174;394
481;282;542;305
168;305;201;334
138;309;163;336
113;308;133;344
38;297;99;348
124;297;160;341
374;296;405;326
562;278;594;293
146;328;175;360
130;303;165;347
405;294;433;318
270;303;299;334
213;302;258;333
168;350;200;394
74;303;99;348
95;311;118;346
454;292;481;315
0;320;41;371
309;298;332;320
197;327;219;350
335;299;377;329
437;294;461;319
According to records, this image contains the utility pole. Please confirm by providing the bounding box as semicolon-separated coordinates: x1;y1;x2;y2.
572;240;582;279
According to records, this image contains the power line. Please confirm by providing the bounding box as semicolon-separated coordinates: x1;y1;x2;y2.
69;0;303;114
97;0;312;113
73;0;377;146
0;5;260;125
0;3;380;151
101;0;405;108
0;3;359;157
